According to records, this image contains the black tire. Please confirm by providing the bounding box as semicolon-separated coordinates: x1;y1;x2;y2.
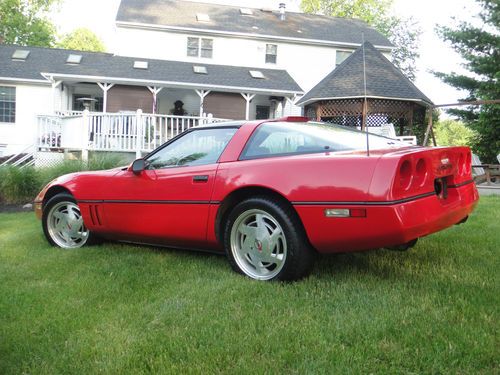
42;193;99;249
223;196;315;281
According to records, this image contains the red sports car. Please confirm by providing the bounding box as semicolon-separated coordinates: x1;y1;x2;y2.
35;118;479;281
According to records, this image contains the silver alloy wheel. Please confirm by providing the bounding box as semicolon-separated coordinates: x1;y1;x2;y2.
230;209;287;280
46;201;89;249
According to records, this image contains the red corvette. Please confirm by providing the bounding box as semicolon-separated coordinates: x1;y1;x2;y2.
35;118;479;281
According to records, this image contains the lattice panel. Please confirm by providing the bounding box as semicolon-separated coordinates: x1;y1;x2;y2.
312;98;427;136
34;151;65;169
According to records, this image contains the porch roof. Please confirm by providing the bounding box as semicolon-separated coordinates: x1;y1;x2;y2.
0;44;303;96
296;42;433;107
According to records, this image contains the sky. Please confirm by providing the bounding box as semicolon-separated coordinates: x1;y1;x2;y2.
50;0;483;106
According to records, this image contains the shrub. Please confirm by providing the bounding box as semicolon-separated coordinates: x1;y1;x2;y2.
0;165;41;204
37;160;86;188
87;153;126;171
0;153;127;204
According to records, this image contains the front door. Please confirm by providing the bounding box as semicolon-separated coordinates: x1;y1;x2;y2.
101;127;238;248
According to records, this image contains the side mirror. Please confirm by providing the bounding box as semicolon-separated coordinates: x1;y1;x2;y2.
131;159;146;175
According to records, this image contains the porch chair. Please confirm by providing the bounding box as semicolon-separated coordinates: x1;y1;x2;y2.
471;153;500;185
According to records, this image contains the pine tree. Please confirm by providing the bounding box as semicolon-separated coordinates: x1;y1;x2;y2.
435;0;499;163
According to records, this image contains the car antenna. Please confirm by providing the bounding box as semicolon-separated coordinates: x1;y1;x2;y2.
362;33;370;157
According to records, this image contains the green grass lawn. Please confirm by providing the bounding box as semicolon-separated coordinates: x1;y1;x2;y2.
1;197;498;374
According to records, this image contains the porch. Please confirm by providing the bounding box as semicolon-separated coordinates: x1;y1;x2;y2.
37;110;229;160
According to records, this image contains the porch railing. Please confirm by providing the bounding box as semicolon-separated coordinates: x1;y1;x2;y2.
37;110;230;158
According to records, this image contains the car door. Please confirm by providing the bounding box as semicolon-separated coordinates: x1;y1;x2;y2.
101;127;238;248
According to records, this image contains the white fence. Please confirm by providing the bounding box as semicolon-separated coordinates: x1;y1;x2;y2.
37;110;230;158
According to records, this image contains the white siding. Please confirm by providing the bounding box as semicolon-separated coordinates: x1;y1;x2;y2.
114;27;355;92
0;83;52;154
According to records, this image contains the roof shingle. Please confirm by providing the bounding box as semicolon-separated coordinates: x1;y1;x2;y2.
296;42;433;106
116;0;393;48
0;44;302;94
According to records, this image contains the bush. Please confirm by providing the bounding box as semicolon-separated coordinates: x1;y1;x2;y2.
0;165;41;204
0;153;126;204
38;160;86;188
87;153;126;171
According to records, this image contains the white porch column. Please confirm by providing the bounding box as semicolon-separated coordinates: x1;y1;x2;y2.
284;94;298;116
97;83;115;113
81;109;90;162
135;109;143;159
241;93;256;120
51;79;62;114
147;86;163;114
195;89;210;116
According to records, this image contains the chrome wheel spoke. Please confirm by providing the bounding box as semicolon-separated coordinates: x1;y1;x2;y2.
238;224;257;239
268;227;282;252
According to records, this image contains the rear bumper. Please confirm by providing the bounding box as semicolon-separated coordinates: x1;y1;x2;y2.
294;182;479;253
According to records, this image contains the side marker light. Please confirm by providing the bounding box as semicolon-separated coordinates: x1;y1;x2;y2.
324;208;366;218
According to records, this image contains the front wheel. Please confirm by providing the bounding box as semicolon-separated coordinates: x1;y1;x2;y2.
42;193;96;249
224;197;315;281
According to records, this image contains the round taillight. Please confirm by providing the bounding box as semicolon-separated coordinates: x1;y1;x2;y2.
399;160;412;190
414;158;427;187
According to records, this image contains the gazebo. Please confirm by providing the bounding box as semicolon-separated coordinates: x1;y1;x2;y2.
296;42;433;143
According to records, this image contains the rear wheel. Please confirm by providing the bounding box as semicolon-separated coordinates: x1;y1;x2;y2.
42;193;96;249
224;197;314;281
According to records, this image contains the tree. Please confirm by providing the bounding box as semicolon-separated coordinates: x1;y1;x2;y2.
434;0;499;163
301;0;422;80
57;27;106;52
0;0;57;47
434;119;476;147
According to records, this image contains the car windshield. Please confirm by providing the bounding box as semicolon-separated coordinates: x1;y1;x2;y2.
241;121;411;159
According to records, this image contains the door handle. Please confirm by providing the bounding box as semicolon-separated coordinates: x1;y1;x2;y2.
193;175;209;183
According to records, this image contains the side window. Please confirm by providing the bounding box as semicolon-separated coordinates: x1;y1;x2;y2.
336;50;352;66
187;37;199;57
0;86;16;123
187;37;213;58
241;123;332;159
265;44;277;64
146;128;237;169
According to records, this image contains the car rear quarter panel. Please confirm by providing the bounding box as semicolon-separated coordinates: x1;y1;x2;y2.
213;153;381;203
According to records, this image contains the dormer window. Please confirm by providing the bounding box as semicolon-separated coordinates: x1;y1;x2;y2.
187;37;213;59
196;13;210;22
249;70;265;79
133;61;148;69
66;54;82;64
12;49;30;61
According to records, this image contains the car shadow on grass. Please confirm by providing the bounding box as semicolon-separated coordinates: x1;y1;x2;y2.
79;237;454;283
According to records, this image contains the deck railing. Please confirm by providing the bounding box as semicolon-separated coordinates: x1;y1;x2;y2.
37;110;230;158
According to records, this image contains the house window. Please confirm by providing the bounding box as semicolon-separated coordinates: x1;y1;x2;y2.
336;50;352;66
0;86;16;123
266;44;277;64
256;105;270;119
187;37;213;58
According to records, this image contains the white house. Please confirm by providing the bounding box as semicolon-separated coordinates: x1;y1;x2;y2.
0;0;393;159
